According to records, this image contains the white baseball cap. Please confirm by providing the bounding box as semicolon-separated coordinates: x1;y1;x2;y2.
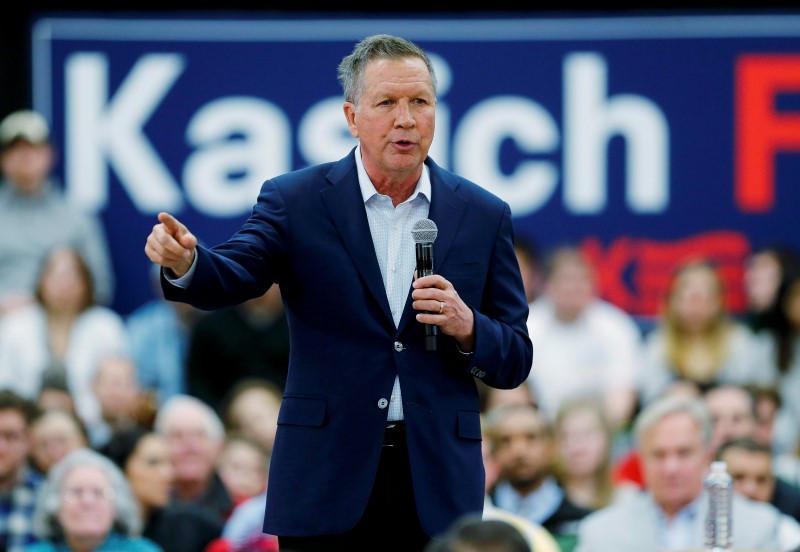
0;110;50;147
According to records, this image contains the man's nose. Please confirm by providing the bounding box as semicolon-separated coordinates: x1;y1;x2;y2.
395;102;415;126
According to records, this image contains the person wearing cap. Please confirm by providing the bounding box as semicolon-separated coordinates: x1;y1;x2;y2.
0;109;114;315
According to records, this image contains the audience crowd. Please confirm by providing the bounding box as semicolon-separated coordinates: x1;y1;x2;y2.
3;107;800;551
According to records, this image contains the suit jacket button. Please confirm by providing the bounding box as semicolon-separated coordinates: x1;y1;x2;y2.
378;398;389;409
394;341;404;352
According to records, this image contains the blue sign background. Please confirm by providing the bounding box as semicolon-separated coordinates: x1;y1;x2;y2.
31;15;800;316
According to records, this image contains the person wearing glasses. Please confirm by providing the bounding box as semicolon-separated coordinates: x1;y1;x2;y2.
23;448;161;551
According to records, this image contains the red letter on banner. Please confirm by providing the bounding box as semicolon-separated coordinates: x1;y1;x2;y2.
736;54;800;212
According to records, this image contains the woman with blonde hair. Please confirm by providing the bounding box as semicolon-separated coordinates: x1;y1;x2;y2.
553;396;617;511
638;258;774;406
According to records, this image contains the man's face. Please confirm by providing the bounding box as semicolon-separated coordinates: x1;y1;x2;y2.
163;405;220;485
490;408;554;491
719;447;775;503
343;56;436;183
640;412;710;515
0;409;30;482
546;256;595;321
705;387;756;453
0;141;53;192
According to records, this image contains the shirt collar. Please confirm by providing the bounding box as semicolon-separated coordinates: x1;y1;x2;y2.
653;492;703;521
354;144;431;205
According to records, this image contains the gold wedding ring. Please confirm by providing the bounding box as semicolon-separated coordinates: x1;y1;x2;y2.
439;301;445;314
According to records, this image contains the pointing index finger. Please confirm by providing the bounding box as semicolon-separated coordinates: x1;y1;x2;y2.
158;212;180;235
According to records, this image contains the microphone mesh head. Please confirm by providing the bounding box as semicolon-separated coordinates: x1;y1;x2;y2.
411;218;438;244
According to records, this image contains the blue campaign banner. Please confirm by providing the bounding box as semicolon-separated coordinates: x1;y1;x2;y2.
31;14;800;316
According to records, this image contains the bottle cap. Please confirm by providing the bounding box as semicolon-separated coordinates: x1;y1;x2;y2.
710;460;727;472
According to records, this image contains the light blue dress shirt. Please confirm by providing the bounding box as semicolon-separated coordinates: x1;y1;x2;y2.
354;145;431;421
169;146;431;421
656;495;701;551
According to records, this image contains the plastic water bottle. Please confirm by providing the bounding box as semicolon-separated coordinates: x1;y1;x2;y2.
704;460;733;551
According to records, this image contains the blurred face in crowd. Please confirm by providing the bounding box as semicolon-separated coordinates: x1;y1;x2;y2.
556;405;610;479
0;408;29;486
162;402;222;487
217;438;268;501
668;262;723;334
783;280;800;329
227;387;281;454
58;465;116;546
545;250;595;322
37;388;76;414
125;433;174;510
718;446;775;504
37;247;92;314
0;140;53;192
490;406;554;494
31;409;87;475
744;250;783;313
640;411;710;517
93;356;141;422
515;244;543;304
704;386;756;454
753;392;780;448
484;384;535;414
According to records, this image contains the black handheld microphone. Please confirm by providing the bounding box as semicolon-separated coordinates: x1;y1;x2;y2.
411;218;439;352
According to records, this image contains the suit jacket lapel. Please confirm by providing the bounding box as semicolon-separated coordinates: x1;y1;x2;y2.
320;151;395;327
397;158;469;335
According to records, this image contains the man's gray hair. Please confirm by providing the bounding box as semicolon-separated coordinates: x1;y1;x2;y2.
154;393;225;442
633;394;713;447
337;33;437;106
32;447;142;539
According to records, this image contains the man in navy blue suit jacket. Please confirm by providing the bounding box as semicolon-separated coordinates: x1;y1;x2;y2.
144;34;532;551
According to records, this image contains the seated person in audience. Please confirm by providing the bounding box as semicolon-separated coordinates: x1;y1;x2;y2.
424;513;531;552
102;427;223;552
742;243;800;334
717;436;800;524
25;448;161;551
153;394;233;524
762;273;800;456
89;353;154;449
0;246;129;432
612;381;703;491
526;245;642;430
748;384;783;452
638;258;775;406
204;489;280;552
480;415;561;552
481;381;536;414
554;396;621;511
218;379;282;455
0;109;114;316
29;408;88;476
574;395;800;552
514;235;545;305
703;382;759;456
0;390;44;551
35;371;76;414
126;263;204;406
186;285;289;407
216;433;269;509
484;403;591;552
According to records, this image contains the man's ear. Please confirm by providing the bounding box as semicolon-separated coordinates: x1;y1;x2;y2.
343;102;359;139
